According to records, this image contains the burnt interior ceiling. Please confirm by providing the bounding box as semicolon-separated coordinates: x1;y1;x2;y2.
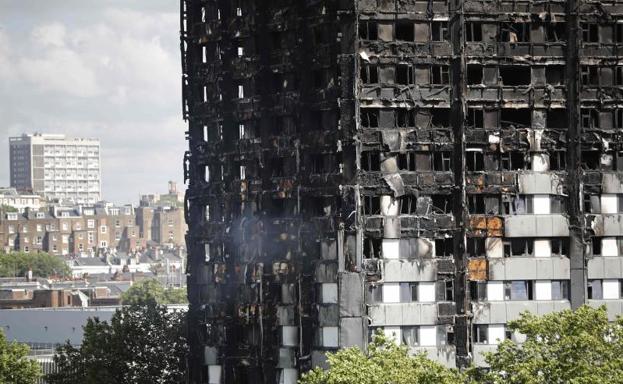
181;0;623;383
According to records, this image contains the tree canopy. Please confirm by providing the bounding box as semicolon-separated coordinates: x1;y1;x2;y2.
46;303;187;384
0;329;41;384
0;251;70;278
121;278;187;305
471;305;623;384
300;331;465;384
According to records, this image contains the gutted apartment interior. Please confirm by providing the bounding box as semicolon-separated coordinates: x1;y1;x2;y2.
181;0;623;382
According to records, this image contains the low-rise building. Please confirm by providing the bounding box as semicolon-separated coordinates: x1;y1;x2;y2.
0;188;44;213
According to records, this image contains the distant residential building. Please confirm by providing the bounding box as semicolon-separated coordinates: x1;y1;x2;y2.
139;181;183;208
9;133;101;204
0;188;44;213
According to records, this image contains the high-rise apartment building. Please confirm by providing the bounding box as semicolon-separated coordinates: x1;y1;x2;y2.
9;134;101;204
182;1;623;383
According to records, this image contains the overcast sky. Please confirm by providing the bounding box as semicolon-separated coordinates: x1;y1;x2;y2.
0;0;186;204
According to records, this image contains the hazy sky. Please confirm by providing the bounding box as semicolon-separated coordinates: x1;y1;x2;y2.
0;0;186;204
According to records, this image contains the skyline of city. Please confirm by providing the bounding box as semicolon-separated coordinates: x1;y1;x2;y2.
0;1;185;204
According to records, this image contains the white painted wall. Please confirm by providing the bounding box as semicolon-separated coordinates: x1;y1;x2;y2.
279;369;298;384
601;194;618;214
208;365;222;384
382;239;400;259
418;282;436;302
532;154;549;171
419;326;437;346
603;280;620;299
383;283;400;303
534;239;551;257
486;237;503;258
380;195;399;216
487;281;504;301
488;325;506;345
602;238;619;257
282;326;298;346
535;280;552;300
533;195;551;214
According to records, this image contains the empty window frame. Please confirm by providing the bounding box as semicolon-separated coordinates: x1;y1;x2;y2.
361;151;381;171
466;150;485;171
581;66;599;86
545;22;566;42
431;65;450;85
433;152;452;171
467;65;483;85
466;237;486;257
468;195;486;214
395;21;414;41
360;62;379;84
361;109;379;128
400;195;417;214
506;239;534;257
501;23;530;42
501;108;531;128
551;238;569;256
504;280;533;301
587;280;603;299
547;109;568;129
432;195;452;214
397;152;417;171
364;237;382;258
359;21;378;40
473;325;488;343
435;238;453;257
549;152;567;170
396;64;414;85
400;282;419;303
362;195;381;215
546;66;565;85
402;326;419;347
500;66;531;86
470;281;487;301
431;21;449;41
395;109;415;127
465;22;482;42
467;109;484;129
581;23;599;43
581;109;600;129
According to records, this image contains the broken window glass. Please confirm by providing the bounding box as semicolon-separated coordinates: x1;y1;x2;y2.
466;238;485;257
465;22;482;42
581;23;599;43
361;151;381;171
364;237;382;259
397;153;417;171
395;21;414;41
467;65;483;85
500;66;531;86
396;64;414;85
435;238;453;257
361;109;379;128
466;150;485;171
431;21;449;42
431;65;450;85
360;62;379;84
358;21;378;40
433;152;452;171
468;195;485;214
368;284;382;303
399;195;417;214
545;22;566;42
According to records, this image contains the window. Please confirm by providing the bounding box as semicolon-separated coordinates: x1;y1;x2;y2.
468;195;486;214
551;280;570;300
360;63;378;84
362;195;381;215
361;151;381;171
101;225;107;234
398;153;417;171
466;150;484;171
501;23;530;42
401;326;419;347
396;64;414;85
431;65;450;85
467;109;484;129
395;109;415;127
363;237;382;259
361;109;379;128
87;219;95;229
466;22;482;42
435;238;453;257
588;280;603;299
581;23;599;43
100;241;108;248
399;282;418;302
581;109;599;129
504;281;533;301
474;325;488;343
400;195;417;214
431;21;448;41
395;21;414;41
470;281;487;301
581;67;599;86
433;152;452;171
359;21;378;40
467;65;483;85
466;238;485;257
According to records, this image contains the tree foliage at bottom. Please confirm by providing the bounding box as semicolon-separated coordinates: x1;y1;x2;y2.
299;331;465;384
46;303;187;384
0;329;41;384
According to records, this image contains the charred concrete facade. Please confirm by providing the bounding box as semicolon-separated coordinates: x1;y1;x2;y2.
182;0;623;382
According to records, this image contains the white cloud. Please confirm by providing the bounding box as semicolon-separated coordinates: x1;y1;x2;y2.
0;3;186;203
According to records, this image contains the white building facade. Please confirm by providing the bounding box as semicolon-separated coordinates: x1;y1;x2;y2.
9;134;101;204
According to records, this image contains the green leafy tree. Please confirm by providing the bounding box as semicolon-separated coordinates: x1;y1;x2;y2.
46;303;187;384
300;331;465;384
121;278;187;305
0;329;41;384
470;305;623;384
0;251;70;278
